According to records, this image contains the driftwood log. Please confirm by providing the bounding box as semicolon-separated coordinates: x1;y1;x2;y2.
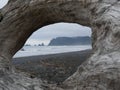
0;0;120;90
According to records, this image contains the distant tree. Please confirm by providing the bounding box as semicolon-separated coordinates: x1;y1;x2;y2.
41;43;44;46
38;44;41;46
25;44;31;46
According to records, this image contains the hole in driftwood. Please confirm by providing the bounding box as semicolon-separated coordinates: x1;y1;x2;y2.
12;22;92;84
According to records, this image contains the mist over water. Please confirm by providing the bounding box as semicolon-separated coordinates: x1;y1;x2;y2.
14;45;92;58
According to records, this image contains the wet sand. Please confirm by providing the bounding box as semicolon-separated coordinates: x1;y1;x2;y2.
12;49;92;84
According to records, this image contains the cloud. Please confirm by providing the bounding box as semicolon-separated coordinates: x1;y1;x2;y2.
26;23;91;45
25;39;49;45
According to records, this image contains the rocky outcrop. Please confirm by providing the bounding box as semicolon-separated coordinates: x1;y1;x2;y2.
48;36;91;46
0;0;120;90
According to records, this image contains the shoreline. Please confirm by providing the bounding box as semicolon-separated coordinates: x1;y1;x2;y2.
13;45;92;58
13;49;92;59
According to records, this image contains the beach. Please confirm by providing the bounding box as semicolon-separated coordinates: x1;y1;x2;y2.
12;49;92;84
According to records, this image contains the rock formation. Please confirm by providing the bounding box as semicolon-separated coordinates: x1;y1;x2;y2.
48;36;91;46
0;0;120;90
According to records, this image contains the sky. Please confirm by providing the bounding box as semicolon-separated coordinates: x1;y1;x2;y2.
0;0;8;8
0;0;91;45
26;23;91;45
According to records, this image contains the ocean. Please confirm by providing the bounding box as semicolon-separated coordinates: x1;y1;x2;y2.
13;45;92;58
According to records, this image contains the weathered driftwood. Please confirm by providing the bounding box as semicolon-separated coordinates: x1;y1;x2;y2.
0;0;120;90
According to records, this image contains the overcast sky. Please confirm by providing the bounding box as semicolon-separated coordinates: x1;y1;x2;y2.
26;23;91;45
0;0;8;8
0;0;91;45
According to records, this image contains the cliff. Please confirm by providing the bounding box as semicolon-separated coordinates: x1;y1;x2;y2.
48;36;91;46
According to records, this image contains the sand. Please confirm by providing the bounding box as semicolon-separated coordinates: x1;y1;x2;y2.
12;49;92;84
